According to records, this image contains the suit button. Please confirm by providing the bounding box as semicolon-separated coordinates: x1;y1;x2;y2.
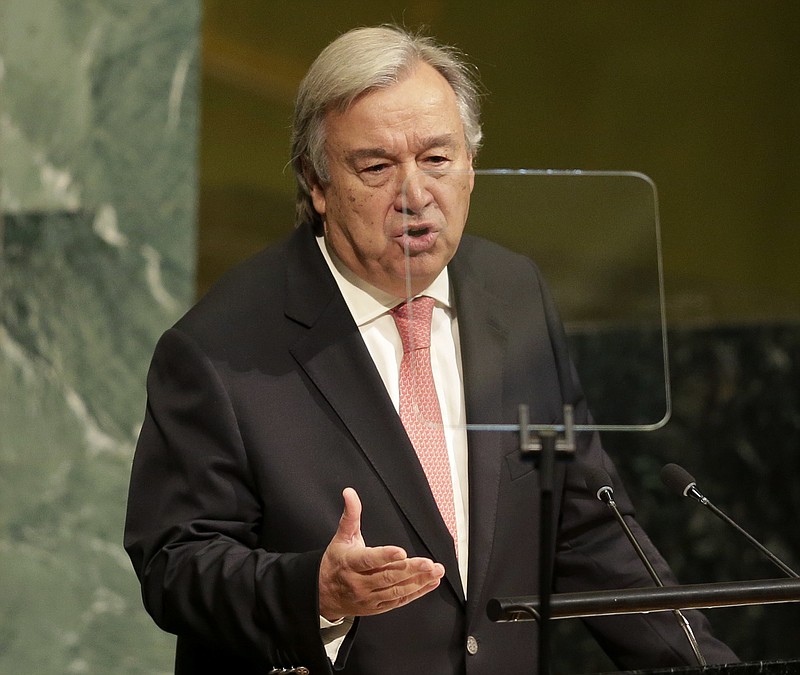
466;635;479;655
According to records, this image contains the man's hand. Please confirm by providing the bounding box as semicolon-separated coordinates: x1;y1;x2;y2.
318;487;445;621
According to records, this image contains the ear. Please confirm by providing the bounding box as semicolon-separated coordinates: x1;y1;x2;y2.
467;154;475;193
304;161;327;217
310;179;327;216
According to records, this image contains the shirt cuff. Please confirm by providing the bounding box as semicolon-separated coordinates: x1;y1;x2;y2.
320;615;355;661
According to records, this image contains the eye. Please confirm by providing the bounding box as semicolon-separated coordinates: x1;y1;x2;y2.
361;163;389;174
357;163;393;186
422;154;453;174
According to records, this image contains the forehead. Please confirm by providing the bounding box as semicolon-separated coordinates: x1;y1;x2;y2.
324;62;465;150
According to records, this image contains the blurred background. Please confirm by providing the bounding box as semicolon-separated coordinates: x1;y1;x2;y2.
1;1;798;673
199;0;799;323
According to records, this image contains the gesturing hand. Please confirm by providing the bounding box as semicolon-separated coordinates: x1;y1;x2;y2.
318;487;445;622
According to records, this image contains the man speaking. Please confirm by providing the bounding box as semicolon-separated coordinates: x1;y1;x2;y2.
124;25;737;674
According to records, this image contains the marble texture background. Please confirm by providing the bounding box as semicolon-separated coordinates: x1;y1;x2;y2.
0;1;199;672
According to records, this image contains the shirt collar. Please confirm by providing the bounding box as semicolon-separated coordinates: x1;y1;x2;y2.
316;235;452;327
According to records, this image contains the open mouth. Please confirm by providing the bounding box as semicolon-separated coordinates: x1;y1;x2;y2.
395;224;439;253
406;225;431;237
395;220;437;237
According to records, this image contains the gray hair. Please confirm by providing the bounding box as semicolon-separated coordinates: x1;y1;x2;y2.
290;25;484;229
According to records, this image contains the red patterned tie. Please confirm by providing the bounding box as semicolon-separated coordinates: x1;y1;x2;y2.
391;296;458;551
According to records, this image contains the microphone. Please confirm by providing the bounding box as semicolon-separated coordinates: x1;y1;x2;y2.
585;467;706;666
660;463;799;579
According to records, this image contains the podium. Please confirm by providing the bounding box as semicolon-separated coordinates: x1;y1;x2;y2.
613;660;800;674
488;578;800;673
488;578;800;622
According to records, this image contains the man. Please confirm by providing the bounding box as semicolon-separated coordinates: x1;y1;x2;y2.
125;25;737;674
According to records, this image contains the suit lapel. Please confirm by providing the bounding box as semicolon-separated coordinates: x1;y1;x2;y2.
449;242;511;618
284;226;463;600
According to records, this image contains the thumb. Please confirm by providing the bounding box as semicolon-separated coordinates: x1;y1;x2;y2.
334;487;362;543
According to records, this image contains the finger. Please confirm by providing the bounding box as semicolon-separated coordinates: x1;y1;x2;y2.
336;567;443;616
365;559;445;593
347;544;409;573
373;577;443;612
334;487;362;543
363;556;444;578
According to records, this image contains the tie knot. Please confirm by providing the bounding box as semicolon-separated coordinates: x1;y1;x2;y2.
391;296;435;353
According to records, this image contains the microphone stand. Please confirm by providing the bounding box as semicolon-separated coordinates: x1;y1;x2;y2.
683;483;799;579
596;486;706;666
519;403;575;674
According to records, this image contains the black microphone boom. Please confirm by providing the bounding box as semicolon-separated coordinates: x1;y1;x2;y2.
660;463;799;580
585;467;664;584
584;467;706;667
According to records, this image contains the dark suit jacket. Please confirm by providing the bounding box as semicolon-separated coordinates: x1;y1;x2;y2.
124;223;736;674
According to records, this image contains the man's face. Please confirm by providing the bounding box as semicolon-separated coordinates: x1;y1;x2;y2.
310;62;474;298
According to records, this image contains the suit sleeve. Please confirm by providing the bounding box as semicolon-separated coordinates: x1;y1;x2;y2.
554;434;739;669
533;265;739;669
124;327;335;673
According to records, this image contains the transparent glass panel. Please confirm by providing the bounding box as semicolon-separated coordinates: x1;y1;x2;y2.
401;169;669;432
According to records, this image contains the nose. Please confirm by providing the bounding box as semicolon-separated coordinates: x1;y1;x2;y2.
394;169;434;215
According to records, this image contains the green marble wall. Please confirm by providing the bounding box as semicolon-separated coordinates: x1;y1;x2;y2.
0;1;199;672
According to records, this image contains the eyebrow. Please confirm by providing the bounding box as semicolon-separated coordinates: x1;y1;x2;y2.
345;134;459;163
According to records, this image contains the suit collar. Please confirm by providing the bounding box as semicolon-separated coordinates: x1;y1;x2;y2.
285;224;464;601
286;228;518;610
449;238;511;616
